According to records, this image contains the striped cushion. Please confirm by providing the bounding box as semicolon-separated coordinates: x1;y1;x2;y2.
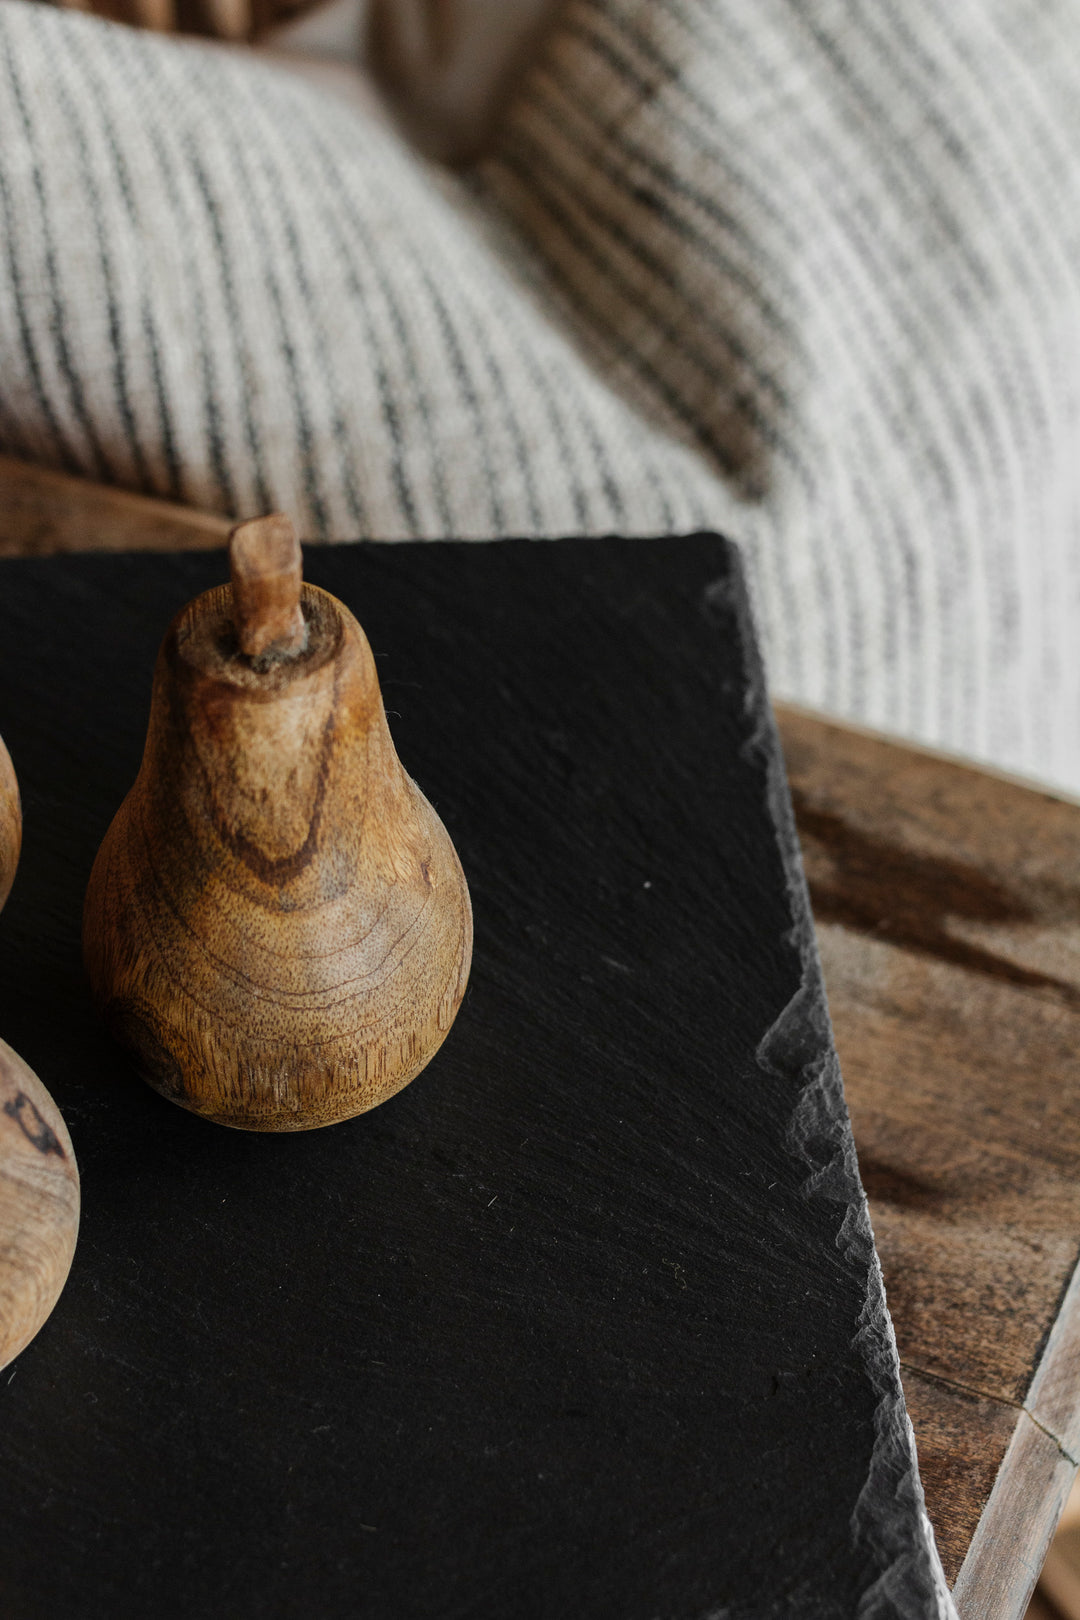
1;0;1079;798
479;0;1080;794
0;3;715;537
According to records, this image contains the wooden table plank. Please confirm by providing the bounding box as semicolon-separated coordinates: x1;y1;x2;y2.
951;1418;1073;1620
3;453;1078;1612
899;1366;1019;1583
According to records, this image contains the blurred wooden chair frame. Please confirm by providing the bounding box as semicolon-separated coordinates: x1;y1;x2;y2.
55;0;311;44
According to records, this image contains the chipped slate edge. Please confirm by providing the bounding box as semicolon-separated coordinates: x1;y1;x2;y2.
703;544;957;1620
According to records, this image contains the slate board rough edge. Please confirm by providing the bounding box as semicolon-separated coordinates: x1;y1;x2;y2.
716;567;957;1620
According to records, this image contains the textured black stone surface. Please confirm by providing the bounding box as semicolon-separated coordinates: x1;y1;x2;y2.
0;536;947;1619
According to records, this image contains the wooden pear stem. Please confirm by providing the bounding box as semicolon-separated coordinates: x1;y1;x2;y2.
229;513;307;661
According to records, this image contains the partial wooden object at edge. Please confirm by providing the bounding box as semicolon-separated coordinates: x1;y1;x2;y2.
0;733;21;915
54;0;282;40
0;1039;80;1371
0;669;75;1371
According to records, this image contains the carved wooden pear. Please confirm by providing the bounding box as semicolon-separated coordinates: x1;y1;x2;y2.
0;738;80;1370
0;1038;80;1371
83;515;473;1131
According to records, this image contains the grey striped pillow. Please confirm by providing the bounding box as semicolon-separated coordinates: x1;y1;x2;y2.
0;1;718;537
479;0;1080;796
1;0;1079;800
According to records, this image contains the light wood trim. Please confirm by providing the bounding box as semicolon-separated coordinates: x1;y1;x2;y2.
941;1258;1080;1616
951;1415;1074;1619
1026;1259;1080;1462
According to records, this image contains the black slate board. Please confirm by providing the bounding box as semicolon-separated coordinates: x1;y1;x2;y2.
0;536;948;1619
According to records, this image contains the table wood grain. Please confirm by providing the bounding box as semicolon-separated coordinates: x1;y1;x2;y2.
3;452;1078;1615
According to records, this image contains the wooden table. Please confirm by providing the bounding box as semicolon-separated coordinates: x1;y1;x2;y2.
3;454;1077;1617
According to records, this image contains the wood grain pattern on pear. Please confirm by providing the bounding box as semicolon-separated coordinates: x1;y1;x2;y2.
83;516;473;1131
0;1038;80;1372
